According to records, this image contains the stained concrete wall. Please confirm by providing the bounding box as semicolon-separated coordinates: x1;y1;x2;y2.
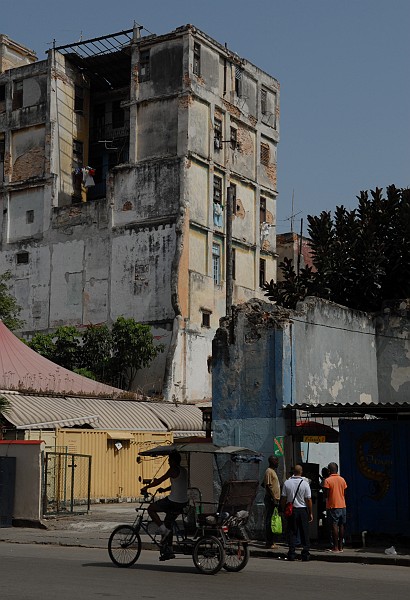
0;440;44;524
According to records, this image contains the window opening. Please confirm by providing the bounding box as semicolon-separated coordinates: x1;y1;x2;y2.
230;183;238;215
0;137;4;182
214;118;222;150
139;50;150;82
230;126;238;151
212;243;221;285
261;88;267;115
259;258;266;288
12;81;23;110
260;142;270;166
260;197;266;224
74;85;84;113
201;310;211;328
234;65;242;97
213;176;222;204
16;251;29;265
26;210;34;224
112;100;125;129
193;42;201;76
0;85;5;102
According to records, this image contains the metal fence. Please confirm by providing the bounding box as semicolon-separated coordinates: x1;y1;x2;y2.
43;451;92;515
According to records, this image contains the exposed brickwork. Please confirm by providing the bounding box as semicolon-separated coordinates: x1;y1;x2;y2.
12;147;45;181
179;94;193;108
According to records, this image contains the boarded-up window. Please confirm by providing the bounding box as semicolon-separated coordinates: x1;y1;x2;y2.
201;310;211;328
12;81;23;110
193;42;201;76
260;142;270;166
26;210;34;224
139;50;150;82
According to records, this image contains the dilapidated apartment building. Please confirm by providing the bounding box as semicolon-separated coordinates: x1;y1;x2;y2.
0;25;280;402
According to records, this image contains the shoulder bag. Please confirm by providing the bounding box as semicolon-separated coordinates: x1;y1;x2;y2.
284;479;303;518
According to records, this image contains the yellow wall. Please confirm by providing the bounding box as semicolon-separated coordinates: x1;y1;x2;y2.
37;429;174;500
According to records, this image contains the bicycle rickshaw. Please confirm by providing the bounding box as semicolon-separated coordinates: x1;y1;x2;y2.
108;441;262;575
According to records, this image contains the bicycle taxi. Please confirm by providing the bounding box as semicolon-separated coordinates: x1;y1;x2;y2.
108;441;262;575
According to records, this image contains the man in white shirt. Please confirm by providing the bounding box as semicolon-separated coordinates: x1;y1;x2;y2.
280;464;313;561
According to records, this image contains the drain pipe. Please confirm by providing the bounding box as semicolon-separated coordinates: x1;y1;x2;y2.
362;530;367;548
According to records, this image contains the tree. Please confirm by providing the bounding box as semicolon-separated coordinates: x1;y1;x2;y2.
0;271;24;331
264;186;410;312
110;317;164;390
26;318;164;391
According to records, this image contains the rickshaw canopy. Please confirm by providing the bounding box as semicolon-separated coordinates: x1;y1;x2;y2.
139;442;263;462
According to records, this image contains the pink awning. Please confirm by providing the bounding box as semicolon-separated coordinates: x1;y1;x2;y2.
0;320;126;397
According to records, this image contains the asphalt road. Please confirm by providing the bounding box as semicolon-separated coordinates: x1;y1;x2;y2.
1;543;409;600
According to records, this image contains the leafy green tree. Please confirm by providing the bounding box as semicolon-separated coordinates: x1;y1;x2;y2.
80;324;112;383
110;317;164;390
0;271;24;331
265;185;410;311
26;318;164;391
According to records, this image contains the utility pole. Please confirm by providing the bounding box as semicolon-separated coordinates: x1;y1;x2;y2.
226;186;234;317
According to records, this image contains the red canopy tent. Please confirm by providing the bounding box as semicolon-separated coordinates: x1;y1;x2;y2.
0;320;125;397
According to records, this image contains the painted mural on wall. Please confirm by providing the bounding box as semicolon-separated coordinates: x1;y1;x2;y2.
356;429;392;501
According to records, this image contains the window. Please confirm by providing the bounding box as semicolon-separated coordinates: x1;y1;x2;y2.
230;183;237;215
74;85;84;113
26;210;34;224
212;243;221;285
201;310;211;328
260;142;270;166
260;197;266;224
12;81;23;110
0;85;5;102
0;137;4;182
261;89;267;115
139;50;150;82
259;258;266;288
234;65;242;97
214;118;222;150
193;42;201;76
72;139;83;167
232;248;236;281
16;251;29;265
213;176;222;204
230;126;238;151
112;100;125;129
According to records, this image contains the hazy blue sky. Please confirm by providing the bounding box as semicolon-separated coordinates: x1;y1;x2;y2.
4;1;409;233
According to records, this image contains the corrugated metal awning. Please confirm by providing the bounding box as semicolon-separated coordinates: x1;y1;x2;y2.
145;402;203;432
1;394;100;429
284;402;410;417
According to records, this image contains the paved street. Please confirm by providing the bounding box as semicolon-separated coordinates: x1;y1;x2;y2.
1;542;409;600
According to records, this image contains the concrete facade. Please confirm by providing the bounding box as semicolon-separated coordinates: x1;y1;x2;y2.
0;26;280;402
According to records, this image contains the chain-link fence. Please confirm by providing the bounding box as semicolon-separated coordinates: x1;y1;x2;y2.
43;452;91;515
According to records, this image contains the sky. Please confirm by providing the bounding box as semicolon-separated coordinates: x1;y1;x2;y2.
3;1;409;233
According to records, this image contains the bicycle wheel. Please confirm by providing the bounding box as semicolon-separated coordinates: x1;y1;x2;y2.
108;525;141;567
193;535;225;575
223;541;250;572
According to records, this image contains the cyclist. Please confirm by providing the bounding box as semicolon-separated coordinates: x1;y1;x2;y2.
141;451;188;559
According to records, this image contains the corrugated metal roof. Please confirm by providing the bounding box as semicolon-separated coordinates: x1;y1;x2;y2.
285;402;410;417
0;393;204;433
1;394;100;429
145;402;203;431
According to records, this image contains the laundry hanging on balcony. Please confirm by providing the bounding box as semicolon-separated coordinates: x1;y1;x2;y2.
82;166;96;187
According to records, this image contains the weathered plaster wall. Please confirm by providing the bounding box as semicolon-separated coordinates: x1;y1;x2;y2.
8;187;45;242
294;297;379;405
189;99;209;158
137;99;178;160
11;125;45;182
376;302;410;403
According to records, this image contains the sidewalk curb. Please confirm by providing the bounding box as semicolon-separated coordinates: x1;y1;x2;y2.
250;548;410;567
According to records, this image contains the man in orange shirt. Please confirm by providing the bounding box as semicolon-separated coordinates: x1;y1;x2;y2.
323;462;347;552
